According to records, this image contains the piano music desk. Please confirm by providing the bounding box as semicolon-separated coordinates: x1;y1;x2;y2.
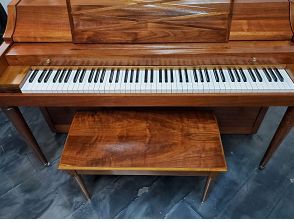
59;110;227;202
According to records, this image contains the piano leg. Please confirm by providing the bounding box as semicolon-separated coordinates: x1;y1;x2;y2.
259;107;294;170
1;106;49;166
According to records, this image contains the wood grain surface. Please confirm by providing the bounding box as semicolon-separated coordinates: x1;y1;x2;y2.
69;0;232;43
5;41;294;66
230;0;292;41
13;0;72;42
59;110;227;172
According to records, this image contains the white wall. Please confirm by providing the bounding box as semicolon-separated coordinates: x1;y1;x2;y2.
1;0;11;11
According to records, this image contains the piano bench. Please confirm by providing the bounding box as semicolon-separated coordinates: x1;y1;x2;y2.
58;110;227;202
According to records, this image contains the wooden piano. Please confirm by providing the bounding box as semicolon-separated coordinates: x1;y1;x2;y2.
0;0;294;168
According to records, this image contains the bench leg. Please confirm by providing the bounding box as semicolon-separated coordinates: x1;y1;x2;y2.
69;171;91;200
202;172;218;203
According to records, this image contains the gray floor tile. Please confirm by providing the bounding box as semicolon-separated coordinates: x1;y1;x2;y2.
165;200;202;219
0;107;294;218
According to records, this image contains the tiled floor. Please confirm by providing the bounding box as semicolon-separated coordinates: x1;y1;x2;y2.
0;107;293;218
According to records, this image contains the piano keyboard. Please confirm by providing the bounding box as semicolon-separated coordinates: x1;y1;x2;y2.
21;67;294;93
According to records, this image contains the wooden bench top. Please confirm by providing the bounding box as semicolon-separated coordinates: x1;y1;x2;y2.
59;110;227;173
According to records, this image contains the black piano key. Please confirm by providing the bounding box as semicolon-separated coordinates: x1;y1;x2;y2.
130;69;134;83
59;69;67;83
179;69;183;82
239;68;247;82
79;69;86;83
64;70;72;83
136;69;139;83
53;69;62;83
100;69;106;83
248;68;256;82
268;68;278;82
170;69;174;83
254;68;263;82
29;69;39;83
204;68;210;82
44;69;53;83
94;69;100;83
159;69;163;83
228;68;235;82
219;68;225;82
144;69;148;83
88;69;95;83
115;69;120;83
273;68;284;82
262;68;272;82
151;69;154;83
109;69;115;83
184;69;189;82
233;68;241;82
199;68;204;82
73;69;80;83
38;69;47;83
213;68;219;82
193;69;198;82
124;69;129;83
165;69;168;83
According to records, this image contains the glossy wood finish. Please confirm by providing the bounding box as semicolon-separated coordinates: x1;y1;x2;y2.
1;93;294;107
59;111;226;201
259;106;294;169
69;0;232;43
0;66;28;92
59;111;227;171
3;0;21;41
230;0;292;41
13;0;72;42
6;0;293;42
5;41;294;66
42;107;267;134
1;106;49;165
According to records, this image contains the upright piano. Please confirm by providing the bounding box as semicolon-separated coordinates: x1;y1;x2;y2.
0;0;294;168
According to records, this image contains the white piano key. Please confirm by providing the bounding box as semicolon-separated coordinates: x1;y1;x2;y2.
186;69;194;93
66;70;77;93
82;70;91;93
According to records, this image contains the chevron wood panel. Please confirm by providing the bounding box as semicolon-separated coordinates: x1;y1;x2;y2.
69;0;232;43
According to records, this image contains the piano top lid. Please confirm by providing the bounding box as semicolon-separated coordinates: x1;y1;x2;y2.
4;0;294;43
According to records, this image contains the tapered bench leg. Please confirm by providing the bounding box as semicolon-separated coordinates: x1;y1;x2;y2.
259;107;294;170
1;106;49;166
202;172;218;203
69;171;91;200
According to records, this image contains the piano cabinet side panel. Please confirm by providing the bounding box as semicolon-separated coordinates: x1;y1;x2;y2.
41;107;268;134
